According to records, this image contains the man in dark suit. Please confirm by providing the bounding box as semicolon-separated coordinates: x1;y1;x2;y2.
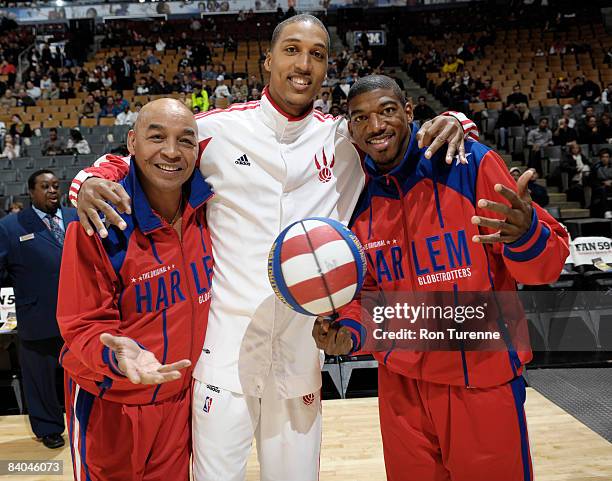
0;169;77;449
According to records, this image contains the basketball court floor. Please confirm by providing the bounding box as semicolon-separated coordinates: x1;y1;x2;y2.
1;387;611;481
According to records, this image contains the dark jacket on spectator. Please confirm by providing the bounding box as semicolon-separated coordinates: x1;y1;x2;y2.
413;104;437;123
528;180;549;207
9;122;33;138
553;126;578;145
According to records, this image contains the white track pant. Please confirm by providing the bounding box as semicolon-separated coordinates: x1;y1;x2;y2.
192;377;322;481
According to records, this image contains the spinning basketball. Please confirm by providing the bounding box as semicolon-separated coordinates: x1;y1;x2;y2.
268;217;367;316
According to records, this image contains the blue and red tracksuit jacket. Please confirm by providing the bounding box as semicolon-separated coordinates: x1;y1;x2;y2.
338;125;570;388
57;159;214;404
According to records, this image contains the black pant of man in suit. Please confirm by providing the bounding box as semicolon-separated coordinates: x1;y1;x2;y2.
18;337;64;441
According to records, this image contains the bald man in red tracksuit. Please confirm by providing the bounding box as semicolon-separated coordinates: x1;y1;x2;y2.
336;128;569;481
57;158;214;481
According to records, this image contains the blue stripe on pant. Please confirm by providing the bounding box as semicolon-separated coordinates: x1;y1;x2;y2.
510;376;532;481
74;386;95;481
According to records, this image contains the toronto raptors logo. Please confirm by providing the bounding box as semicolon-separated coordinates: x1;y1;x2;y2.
314;149;335;183
302;393;316;406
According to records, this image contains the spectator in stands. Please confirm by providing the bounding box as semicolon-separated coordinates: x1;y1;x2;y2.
507;84;529;106
98;94;123;118
101;72;113;90
9;114;32;139
151;74;172;95
43;82;60;100
591;148;612;218
213;80;232;106
114;51;135;91
602;83;612;107
0;89;16;109
42;128;66;156
180;91;192;110
552;77;571;99
80;94;100;120
0;59;16;80
171;76;183;94
58;81;75;100
599;113;612;142
441;54;463;74
495;103;522;151
582;77;601;106
509;167;549;207
478;79;500;102
136;78;150;96
561;104;577;128
0;134;20;160
517;103;536;126
8;202;23;214
569;77;585;102
114;93;129;114
314;91;331;114
562;142;590;207
17;88;36;107
249;87;261;101
231;77;248;103
26;80;41;101
66;129;91;155
578;115;605;145
39;74;52;92
115;102;141;127
332;77;350;105
135;58;150;75
145;48;161;65
580;106;596;128
199;64;215;81
553;117;579;145
413;96;437;124
527;117;553;174
155;37;166;53
191;85;209;113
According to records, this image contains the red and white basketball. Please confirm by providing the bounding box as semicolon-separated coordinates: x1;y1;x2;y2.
268;217;367;317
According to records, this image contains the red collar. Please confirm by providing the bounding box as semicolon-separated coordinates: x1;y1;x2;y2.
263;86;312;122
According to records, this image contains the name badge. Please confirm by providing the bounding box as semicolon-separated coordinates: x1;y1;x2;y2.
19;233;35;242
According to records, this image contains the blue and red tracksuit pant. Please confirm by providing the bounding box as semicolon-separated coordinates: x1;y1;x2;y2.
64;375;191;481
378;364;533;481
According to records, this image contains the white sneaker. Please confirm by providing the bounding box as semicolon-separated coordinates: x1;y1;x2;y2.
604;211;612;219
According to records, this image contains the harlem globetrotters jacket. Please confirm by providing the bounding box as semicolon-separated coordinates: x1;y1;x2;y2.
338;127;570;388
57;160;214;404
68;87;478;399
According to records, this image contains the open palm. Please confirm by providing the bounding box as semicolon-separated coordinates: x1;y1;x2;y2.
100;333;191;385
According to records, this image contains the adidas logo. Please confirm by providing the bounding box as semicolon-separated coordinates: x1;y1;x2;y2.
235;154;250;166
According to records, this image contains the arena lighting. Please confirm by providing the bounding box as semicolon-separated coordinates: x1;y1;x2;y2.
55;0;64;6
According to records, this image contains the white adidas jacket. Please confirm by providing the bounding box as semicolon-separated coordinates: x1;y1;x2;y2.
70;88;475;399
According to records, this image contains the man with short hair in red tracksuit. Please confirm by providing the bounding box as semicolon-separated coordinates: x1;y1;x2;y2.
57;99;213;481
314;76;570;481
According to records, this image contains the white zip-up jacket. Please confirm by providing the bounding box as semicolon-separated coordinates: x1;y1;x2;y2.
70;88;476;399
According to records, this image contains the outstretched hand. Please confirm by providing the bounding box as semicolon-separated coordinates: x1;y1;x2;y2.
416;115;468;165
312;317;353;356
78;178;131;238
99;333;191;385
471;169;535;244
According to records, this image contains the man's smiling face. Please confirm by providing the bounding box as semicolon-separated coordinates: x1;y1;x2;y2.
264;20;329;117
